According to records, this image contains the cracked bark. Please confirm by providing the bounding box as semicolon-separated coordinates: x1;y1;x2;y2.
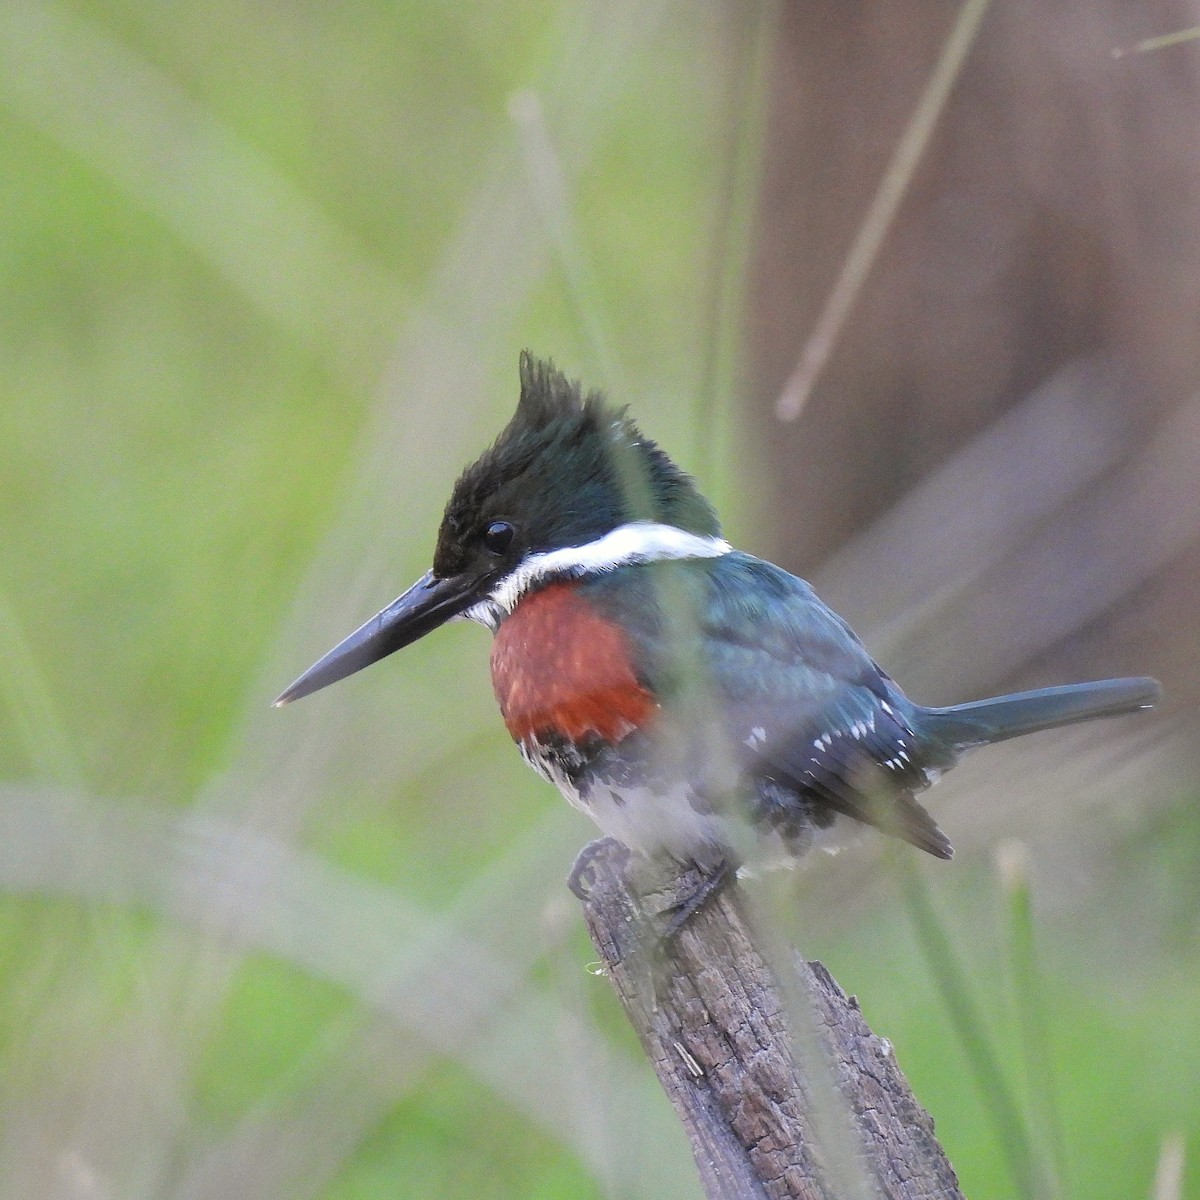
574;838;964;1200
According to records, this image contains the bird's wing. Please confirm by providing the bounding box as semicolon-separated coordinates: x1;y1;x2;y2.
591;554;952;858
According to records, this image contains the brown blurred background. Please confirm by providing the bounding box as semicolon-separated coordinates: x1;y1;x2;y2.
750;1;1199;716
731;4;1200;893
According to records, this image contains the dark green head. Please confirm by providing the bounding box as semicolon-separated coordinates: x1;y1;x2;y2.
274;352;723;705
432;352;720;580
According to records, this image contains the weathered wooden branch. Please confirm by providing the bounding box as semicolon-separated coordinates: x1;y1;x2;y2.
573;838;964;1200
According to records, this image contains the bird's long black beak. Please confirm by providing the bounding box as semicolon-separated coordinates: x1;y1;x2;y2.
273;570;479;706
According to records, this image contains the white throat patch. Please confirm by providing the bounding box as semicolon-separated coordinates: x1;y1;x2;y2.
466;521;731;626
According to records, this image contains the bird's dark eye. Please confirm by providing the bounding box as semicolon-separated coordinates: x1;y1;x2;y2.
483;520;515;555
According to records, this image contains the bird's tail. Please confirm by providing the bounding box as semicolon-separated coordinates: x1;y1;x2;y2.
919;676;1161;751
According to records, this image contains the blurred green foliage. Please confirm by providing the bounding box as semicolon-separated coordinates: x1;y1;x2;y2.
0;3;1195;1198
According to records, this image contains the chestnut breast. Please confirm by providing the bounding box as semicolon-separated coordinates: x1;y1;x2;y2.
490;581;657;744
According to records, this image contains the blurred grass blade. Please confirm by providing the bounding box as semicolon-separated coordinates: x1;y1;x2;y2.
0;584;81;787
509;87;622;394
898;853;1039;1199
692;0;777;492
0;0;400;387
1111;26;1200;58
1151;1132;1186;1200
775;0;992;420
749;872;880;1200
997;841;1067;1200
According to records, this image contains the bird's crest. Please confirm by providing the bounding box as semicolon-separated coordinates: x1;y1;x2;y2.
433;354;719;576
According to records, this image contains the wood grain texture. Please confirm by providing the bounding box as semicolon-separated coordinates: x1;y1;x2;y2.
573;838;964;1200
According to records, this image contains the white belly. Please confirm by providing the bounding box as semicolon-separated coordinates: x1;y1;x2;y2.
519;735;728;861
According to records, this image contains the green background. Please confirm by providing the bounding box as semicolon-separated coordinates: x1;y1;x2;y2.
0;4;1195;1198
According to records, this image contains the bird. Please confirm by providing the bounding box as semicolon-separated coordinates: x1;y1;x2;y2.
276;352;1160;899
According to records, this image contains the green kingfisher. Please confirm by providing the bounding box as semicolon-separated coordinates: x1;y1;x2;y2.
276;353;1160;877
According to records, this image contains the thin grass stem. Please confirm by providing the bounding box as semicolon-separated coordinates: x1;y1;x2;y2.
898;853;1039;1199
693;0;778;496
776;0;992;420
997;841;1067;1200
509;87;621;395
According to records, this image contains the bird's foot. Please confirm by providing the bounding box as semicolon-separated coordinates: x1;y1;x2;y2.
568;843;737;998
567;837;630;901
656;856;737;943
623;856;738;1005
